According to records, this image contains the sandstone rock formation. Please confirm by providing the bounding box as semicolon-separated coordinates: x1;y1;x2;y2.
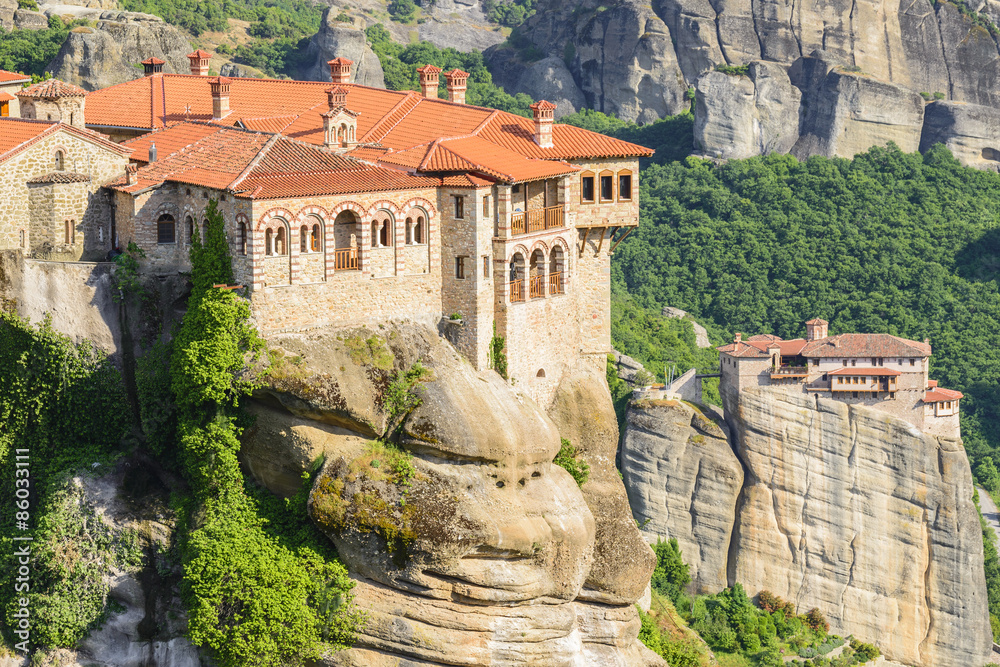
920;100;1000;171
694;63;801;160
241;321;662;666
511;56;587;118
303;8;385;87
46;11;192;90
727;388;991;667
0;0;17;29
621;398;741;592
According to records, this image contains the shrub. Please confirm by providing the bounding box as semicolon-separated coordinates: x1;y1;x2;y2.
805;608;830;633
388;0;416;22
553;438;589;487
714;63;749;76
650;537;690;604
849;638;880;662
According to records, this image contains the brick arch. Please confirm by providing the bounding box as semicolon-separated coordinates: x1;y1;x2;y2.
400;197;437;219
292;205;329;227
256;207;295;231
365;200;401;220
528;239;550;257
509;244;530;261
330;200;366;221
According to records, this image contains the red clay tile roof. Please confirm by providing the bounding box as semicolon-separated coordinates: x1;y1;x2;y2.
142;57;166;66
924;387;963;403
927;379;939;388
187;49;212;59
828;367;902;376
800;333;930;358
84;75;652;182
0;118;130;163
108;121;438;199
441;173;493;187
805;318;828;325
18;79;86;98
0;70;30;84
747;334;782;342
716;340;771;358
0;92;14;102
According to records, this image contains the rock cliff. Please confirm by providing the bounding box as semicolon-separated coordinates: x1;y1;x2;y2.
303;8;385;87
241;321;662;666
621;384;993;666
46;11;192;91
488;0;1000;163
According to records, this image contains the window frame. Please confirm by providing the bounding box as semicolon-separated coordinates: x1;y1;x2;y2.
617;170;633;201
156;214;175;245
483;255;489;278
580;171;595;204
453;196;465;219
599;170;614;202
482;195;490;217
455;255;467;280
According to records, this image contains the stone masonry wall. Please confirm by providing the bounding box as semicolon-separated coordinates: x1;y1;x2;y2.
0;127;127;259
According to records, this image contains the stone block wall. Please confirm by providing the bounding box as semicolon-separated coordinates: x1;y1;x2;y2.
0;127;127;258
19;97;86;128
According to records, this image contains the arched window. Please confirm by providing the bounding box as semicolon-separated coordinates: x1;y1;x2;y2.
339;123;348;148
371;220;379;248
414;216;424;244
300;225;310;253
274;225;287;255
379;218;392;247
185;215;194;244
549;244;565;294
311;223;322;252
509;252;525;302
54;150;65;172
238;222;247;255
529;249;546;298
405;217;413;245
157;214;175;244
265;229;274;256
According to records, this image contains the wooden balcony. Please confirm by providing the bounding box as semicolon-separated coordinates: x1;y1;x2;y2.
548;271;564;295
509;279;524;302
333;247;359;271
529;275;546;299
511;206;563;235
770;366;808;380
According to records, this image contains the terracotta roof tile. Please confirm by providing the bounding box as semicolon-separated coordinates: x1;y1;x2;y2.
800;333;931;358
441;173;493;187
142;57;166;66
1;118;130;164
0;92;14;102
927;379;939;388
187;49;212;59
924;388;963;403
122;122;225;162
240;115;300;134
26;171;91;184
18;79;86;98
0;69;31;84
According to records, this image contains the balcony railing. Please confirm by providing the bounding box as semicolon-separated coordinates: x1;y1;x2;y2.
771;366;808;375
509;279;524;302
549;271;564;295
529;275;546;299
511;206;564;235
333;247;359;271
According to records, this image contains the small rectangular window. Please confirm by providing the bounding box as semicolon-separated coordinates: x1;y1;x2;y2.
600;175;613;201
482;195;490;216
483;255;489;278
909;359;915;366
454;196;464;219
852;391;859;398
851;359;857;366
0;101;8;118
843;360;848;367
455;256;466;280
618;173;632;200
581;176;595;203
812;358;819;366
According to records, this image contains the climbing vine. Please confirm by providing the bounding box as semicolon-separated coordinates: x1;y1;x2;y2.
489;321;508;379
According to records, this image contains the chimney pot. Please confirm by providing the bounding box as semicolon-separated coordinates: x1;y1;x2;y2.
328;57;353;84
735;332;742;344
186;50;212;76
149;142;157;163
126;163;138;185
416;64;442;99
327;85;348;109
443;68;469;104
141;57;165;77
529;100;556;148
209;76;231;120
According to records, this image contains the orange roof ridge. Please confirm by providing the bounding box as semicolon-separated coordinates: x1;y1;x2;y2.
472;109;500;136
361;92;422;143
229;132;283;191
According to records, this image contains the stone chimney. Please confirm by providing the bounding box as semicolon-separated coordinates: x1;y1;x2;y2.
529;100;556;148
141;57;165;77
805;318;829;341
443;68;469;104
125;163;138;185
327;85;348;108
209;76;231;120
417;64;442;99
734;332;742;344
187;50;212;76
328;57;353;84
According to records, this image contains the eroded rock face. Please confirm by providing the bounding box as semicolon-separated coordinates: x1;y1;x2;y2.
303;8;385;87
46;12;192;90
919;100;1000;171
694;62;801;159
728;388;991;667
621;399;741;593
241;321;662;666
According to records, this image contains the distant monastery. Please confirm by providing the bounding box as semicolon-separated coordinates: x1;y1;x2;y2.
0;53;650;405
718;318;962;437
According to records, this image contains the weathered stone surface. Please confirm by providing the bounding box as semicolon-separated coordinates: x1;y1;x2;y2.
0;0;16;29
791;53;925;159
728;388;991;667
513;56;587;118
621;398;741;592
303;8;385;87
219;62;265;79
919;100;1000;171
14;7;48;29
695;62;801;159
250;321;662;666
46;12;192;90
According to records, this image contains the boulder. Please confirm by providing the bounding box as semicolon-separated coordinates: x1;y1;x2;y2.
0;0;16;29
620;398;742;592
249;321;662;666
303;7;385;87
46;12;192;91
920;100;1000;171
514;56;587;118
219;62;265;79
727;387;992;667
695;62;801;159
791;53;925;159
14;7;48;29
